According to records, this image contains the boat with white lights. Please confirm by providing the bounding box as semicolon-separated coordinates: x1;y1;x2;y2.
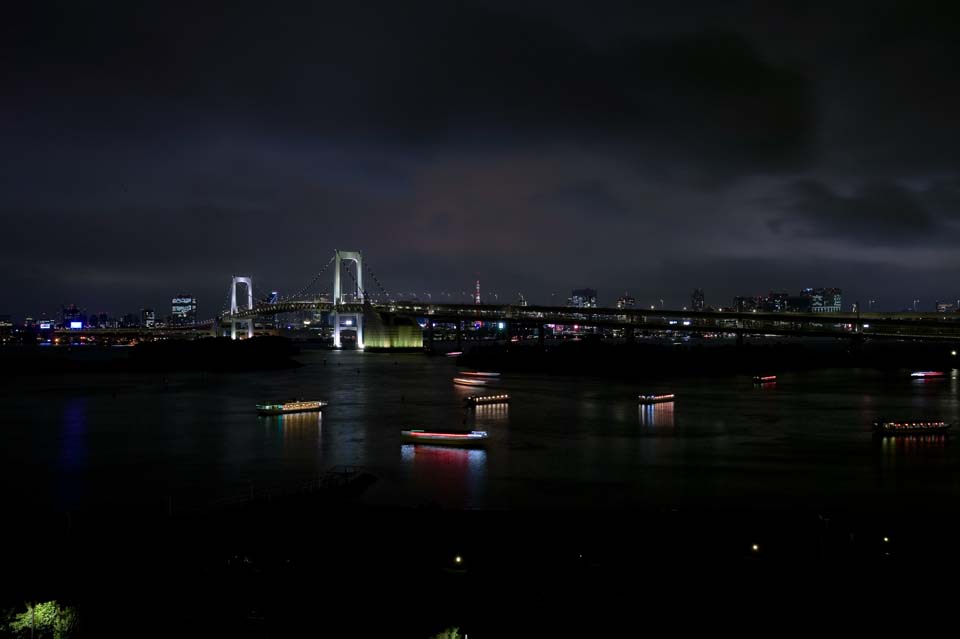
638;394;675;404
911;371;946;378
453;377;487;386
255;399;327;415
465;394;510;406
461;371;501;378
873;419;951;435
400;429;489;447
753;375;777;384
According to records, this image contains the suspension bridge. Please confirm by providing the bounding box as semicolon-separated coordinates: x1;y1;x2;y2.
211;249;960;348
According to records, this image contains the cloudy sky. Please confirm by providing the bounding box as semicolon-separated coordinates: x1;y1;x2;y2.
4;0;960;317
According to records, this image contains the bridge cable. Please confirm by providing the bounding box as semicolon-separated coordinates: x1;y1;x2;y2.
363;262;391;301
280;255;336;303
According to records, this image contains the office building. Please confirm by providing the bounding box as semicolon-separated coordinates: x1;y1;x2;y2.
691;289;705;311
616;294;636;310
61;304;83;328
141;308;156;328
171;294;197;325
801;287;842;313
569;288;598;308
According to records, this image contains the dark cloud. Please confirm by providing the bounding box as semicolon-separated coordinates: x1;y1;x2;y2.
4;3;812;173
2;1;960;316
770;180;943;245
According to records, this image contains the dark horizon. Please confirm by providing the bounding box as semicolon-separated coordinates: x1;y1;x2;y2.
4;1;960;317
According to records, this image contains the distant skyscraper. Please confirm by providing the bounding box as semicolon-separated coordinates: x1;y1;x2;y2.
171;294;197;324
61;304;82;327
616;293;635;310
691;289;705;311
733;296;757;312
569;288;598;308
141;308;155;328
801;287;842;312
936;301;955;313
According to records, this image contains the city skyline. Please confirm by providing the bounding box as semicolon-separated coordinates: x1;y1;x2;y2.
4;2;960;316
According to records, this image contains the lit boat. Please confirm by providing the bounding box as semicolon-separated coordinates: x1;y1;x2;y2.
873;419;950;435
454;377;487;386
256;399;327;415
638;394;675;404
461;371;501;378
911;371;946;378
465;394;510;406
753;375;777;383
446;351;463;357
401;429;489;447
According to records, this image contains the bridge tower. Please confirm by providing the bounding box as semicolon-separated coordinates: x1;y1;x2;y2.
332;250;364;349
230;276;254;340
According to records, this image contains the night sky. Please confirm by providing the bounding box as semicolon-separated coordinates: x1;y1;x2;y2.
4;1;960;318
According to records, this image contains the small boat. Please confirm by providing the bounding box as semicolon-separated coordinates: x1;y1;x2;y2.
461;371;500;378
873;419;950;435
638;393;675;404
911;371;946;378
453;377;487;386
256;399;327;415
753;375;777;384
445;351;463;357
465;394;510;406
401;429;489;447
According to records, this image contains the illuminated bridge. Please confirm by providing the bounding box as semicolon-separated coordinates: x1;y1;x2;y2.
209;248;960;347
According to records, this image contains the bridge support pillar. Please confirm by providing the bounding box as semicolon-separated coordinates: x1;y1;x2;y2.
229;276;254;340
736;332;744;347
538;324;545;348
332;311;363;349
625;325;635;343
456;321;462;350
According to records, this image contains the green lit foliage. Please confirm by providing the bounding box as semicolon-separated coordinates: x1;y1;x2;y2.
3;601;78;639
429;628;462;639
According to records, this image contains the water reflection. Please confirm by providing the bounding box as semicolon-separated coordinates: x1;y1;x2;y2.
60;399;87;472
471;403;509;422
57;399;88;510
400;444;487;507
879;434;947;468
260;412;322;449
639;402;675;428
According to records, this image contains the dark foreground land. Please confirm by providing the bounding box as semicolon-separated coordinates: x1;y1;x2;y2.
5;481;960;637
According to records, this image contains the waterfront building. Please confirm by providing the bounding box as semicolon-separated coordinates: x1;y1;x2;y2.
171;294;197;325
801;287;842;313
141;308;155;328
616;294;636;310
61;304;83;328
691;289;705;311
569;288;598;308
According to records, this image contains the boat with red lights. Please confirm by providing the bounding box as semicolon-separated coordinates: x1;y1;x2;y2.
453;377;487;386
461;371;500;378
401;429;489;447
753;375;777;384
911;371;946;378
638;394;675;404
873;419;951;435
465;394;510;406
256;399;327;415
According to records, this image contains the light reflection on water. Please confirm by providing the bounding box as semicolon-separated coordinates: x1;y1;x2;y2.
260;411;322;449
400;444;487;508
4;352;960;512
639;403;675;428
